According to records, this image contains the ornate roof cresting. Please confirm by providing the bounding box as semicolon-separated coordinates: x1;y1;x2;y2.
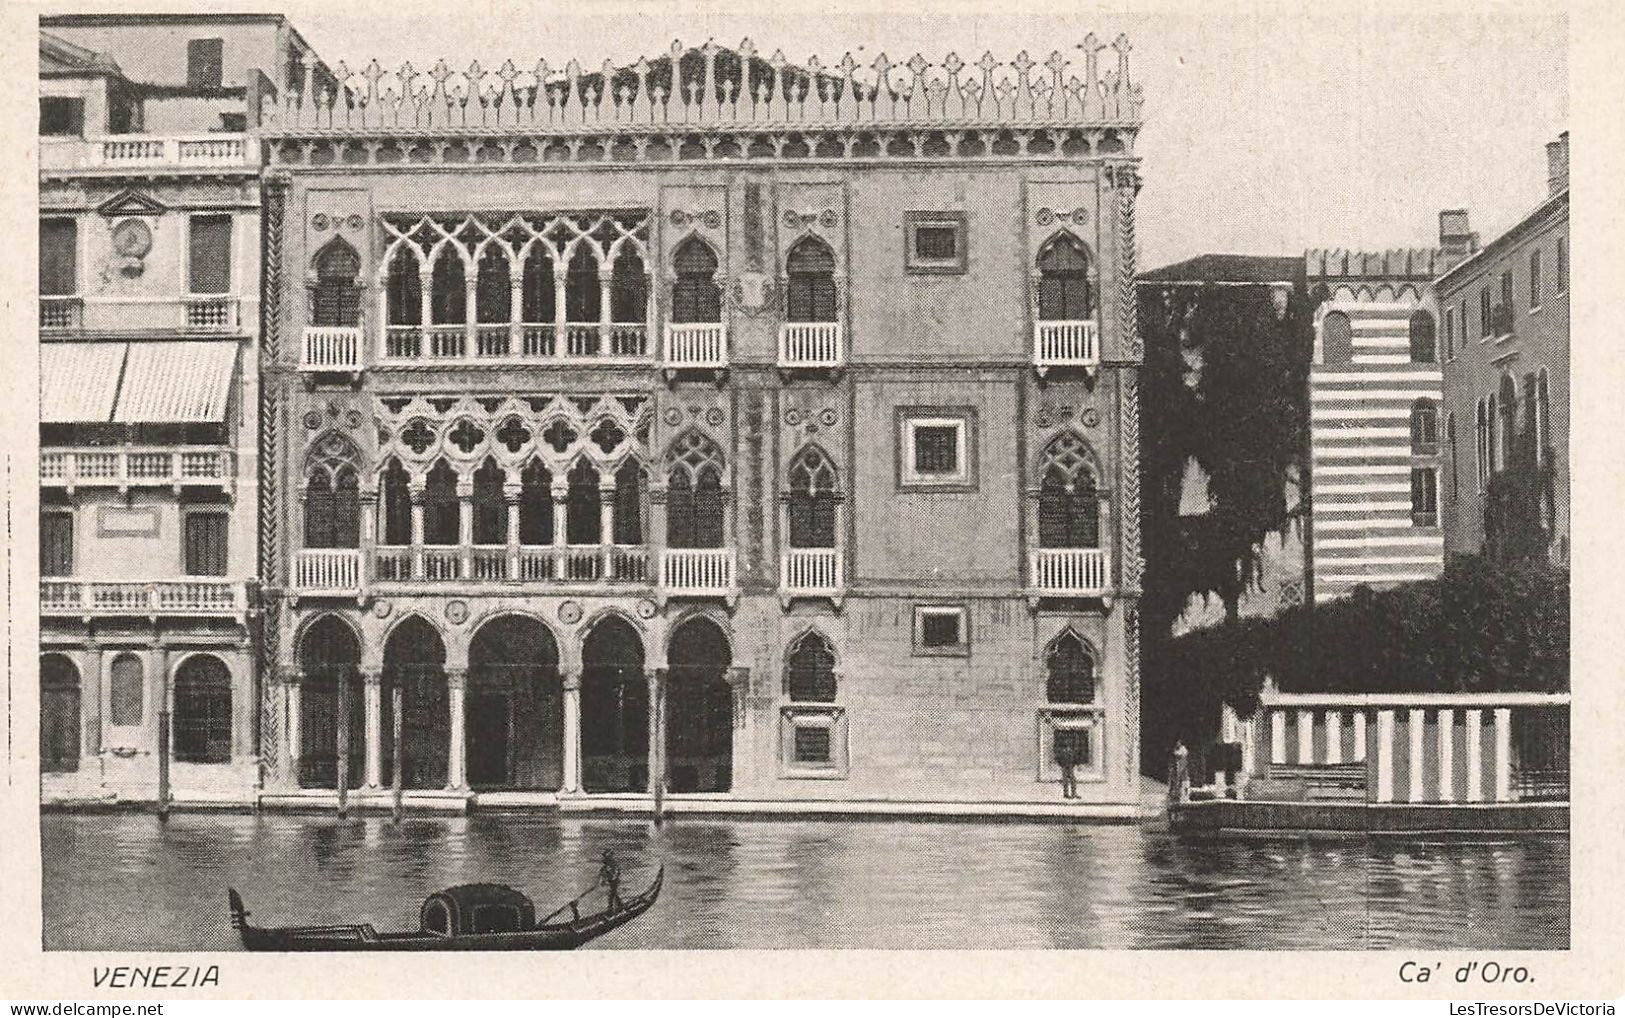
266;35;1143;134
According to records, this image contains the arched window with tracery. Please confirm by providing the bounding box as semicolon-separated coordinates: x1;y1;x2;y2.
787;445;839;549
472;458;505;545
1321;310;1352;365
1410;398;1439;454
385;246;422;326
610;247;647;324
1037;233;1093;321
311;237;361;327
565;460;602;545
422;460;459;545
304;433;361;549
666;431;727;548
786;236;837;322
565;246;601;324
613;461;646;545
1046;630;1096;705
1409;310;1437;363
519;460;554;545
475;246;511;326
379;458;411;546
786;630;837;703
672;237;721;323
429;249;465;327
1037;432;1101;549
520;246;556;326
174;654;232;764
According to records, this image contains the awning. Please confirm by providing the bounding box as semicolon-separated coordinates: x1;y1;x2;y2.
113;341;239;424
40;342;126;424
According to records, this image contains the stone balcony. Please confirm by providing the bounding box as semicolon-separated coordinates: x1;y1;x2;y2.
38;134;260;175
40;447;233;493
663;322;729;371
1030;547;1109;597
380;322;650;365
1033;319;1100;374
41;578;247;621
780;548;843;605
778;322;844;369
301;326;365;372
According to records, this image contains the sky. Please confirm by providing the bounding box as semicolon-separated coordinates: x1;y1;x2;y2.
269;0;1569;270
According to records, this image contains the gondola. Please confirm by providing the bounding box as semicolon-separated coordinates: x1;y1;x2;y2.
228;858;661;951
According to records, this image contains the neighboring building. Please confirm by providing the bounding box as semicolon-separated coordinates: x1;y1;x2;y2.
1136;254;1308;628
1437;132;1569;566
1304;218;1475;603
256;39;1149;811
36;18;325;804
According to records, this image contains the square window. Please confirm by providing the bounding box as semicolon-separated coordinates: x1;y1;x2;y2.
187;38;225;90
39;97;84;136
794;726;832;764
898;409;976;489
914;605;969;655
904;212;967;274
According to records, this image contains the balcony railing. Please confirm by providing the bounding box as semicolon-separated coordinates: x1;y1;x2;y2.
1034;319;1100;370
372;545;651;585
41;579;246;618
40;447;233;489
39;134;260;173
1031;547;1109;595
380;323;649;364
781;548;842;596
37;296;244;335
664;322;729;369
661;547;736;596
294;549;363;595
40;296;82;330
778;322;844;368
301;326;364;371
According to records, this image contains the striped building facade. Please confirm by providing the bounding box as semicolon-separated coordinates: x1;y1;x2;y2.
1306;245;1461;603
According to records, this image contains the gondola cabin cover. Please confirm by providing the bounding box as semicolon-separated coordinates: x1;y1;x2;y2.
421;884;536;936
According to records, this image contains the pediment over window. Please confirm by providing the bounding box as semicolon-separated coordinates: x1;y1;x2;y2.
96;188;168;218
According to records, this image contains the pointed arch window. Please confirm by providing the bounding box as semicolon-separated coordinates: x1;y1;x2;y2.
613;461;646;545
787;445;839;549
380;458;412;546
311;238;361;327
1410;398;1440;454
304;433;361;550
1038;432;1101;549
1046;631;1096;705
1037;233;1093;321
672;237;722;323
429;251;466;325
786;237;837;323
422;461;459;545
520;247;556;325
519;461;554;545
565;460;602;545
786;631;837;703
472;459;506;545
386;247;422;325
666;431;727;549
565;246;601;323
475;246;512;325
610;247;648;324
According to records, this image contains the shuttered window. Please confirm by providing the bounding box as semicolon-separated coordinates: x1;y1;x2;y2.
184;512;228;576
40;219;77;296
40;512;73;577
189;215;233;295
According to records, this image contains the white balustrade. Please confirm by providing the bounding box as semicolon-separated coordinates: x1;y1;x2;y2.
470;546;509;581
378;322;654;363
422;547;463;580
39;447;232;489
781;548;842;594
40;579;245;616
301;326;364;371
39;135;257;172
294;549;362;593
374;547;412;581
778;322;844;368
1034;319;1100;369
664;322;728;368
661;547;736;594
1030;547;1109;595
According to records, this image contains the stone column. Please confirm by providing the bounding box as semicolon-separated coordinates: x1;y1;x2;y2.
457;478;474;579
646;668;664;796
551;481;570;575
81;645;103;758
446;667;468;791
417;267;433;352
1324;710;1342;765
363;668;383;788
552;266;567;359
598;270;614;354
1269;711;1286;765
285;671;303;789
1493;706;1512;802
464;276;478;349
600;478;618;576
1408;707;1426;803
1296;709;1314;765
359;489;378;586
409;483;426;580
1375;709;1395;803
1437;708;1455;802
1465;708;1484;802
508;278;523;354
1352;711;1367;762
561;669;582;794
504;483;522;581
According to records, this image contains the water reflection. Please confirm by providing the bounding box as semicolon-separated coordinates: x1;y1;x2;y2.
40;814;1568;951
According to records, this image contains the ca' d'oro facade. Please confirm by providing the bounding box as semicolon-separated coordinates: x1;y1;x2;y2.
256;39;1148;813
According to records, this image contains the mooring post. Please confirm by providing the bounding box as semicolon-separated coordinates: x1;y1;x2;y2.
157;709;171;821
336;670;351;817
391;682;404;823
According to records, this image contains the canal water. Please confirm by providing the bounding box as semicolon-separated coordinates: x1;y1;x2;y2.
40;812;1567;950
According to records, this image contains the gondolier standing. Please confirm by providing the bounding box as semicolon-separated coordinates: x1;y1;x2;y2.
599;850;623;910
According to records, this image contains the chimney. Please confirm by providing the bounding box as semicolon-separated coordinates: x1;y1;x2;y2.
1546;130;1570;195
1438;209;1479;268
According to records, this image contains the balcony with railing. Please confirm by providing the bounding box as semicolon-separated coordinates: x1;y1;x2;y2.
780;548;843;601
293;549;364;596
664;322;729;371
1033;319;1100;373
660;547;737;598
301;326;365;372
41;579;247;619
1030;547;1110;597
372;544;651;586
39;295;244;335
39;134;260;174
40;447;233;491
778;322;844;369
380;322;650;365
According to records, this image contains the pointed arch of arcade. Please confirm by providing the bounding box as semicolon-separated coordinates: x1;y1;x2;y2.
297;613;364;789
578;612;649;793
382;613;450;790
664;614;734;794
465;613;563;791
